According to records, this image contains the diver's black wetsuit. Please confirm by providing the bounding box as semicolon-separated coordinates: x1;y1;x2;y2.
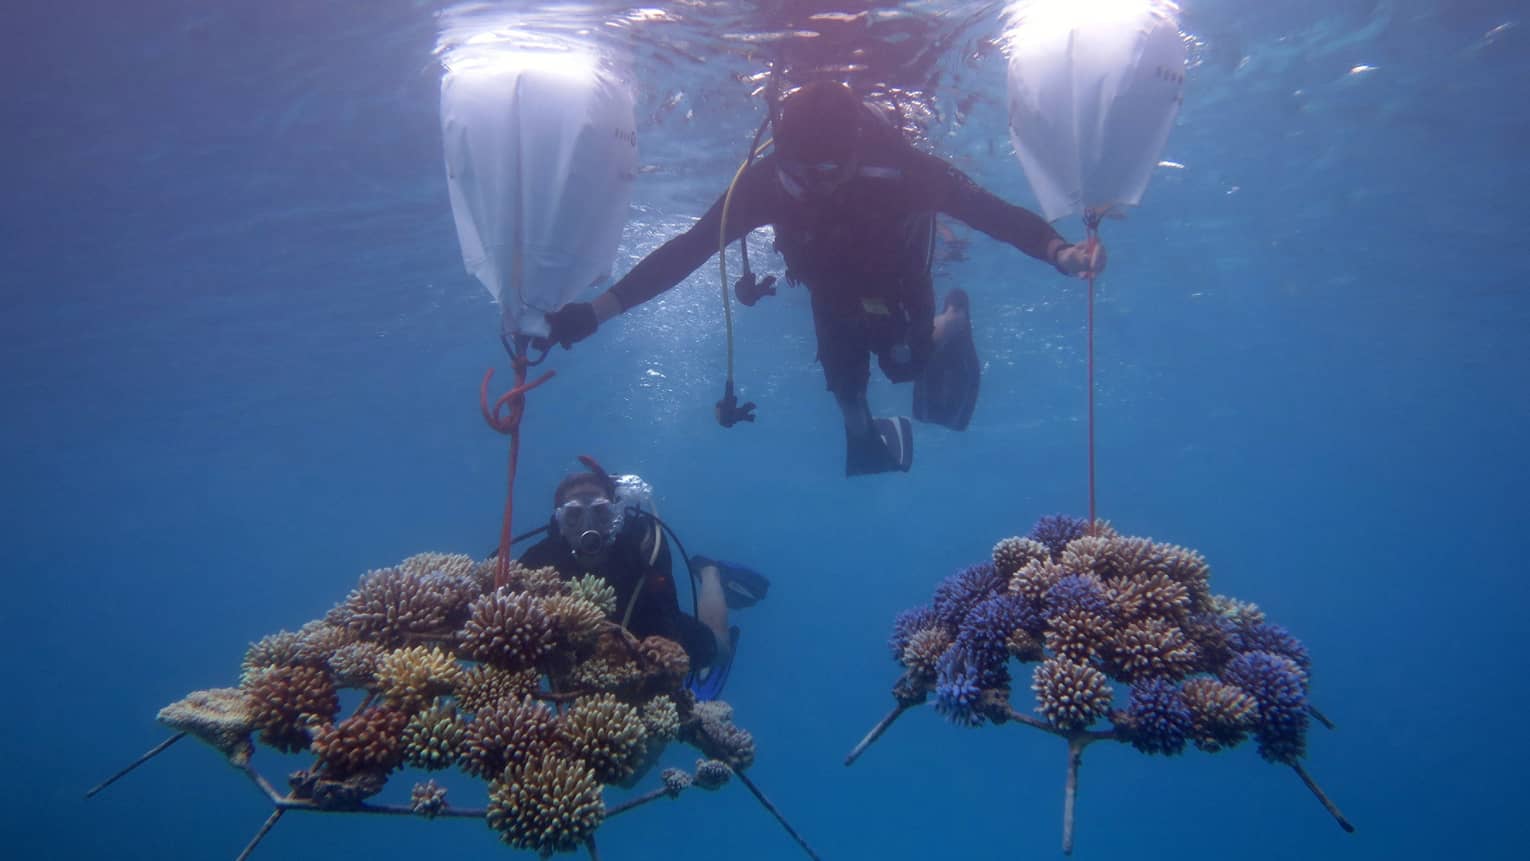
517;511;717;667
607;106;1066;399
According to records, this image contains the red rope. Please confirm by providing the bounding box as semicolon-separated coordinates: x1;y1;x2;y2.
1087;269;1096;528
1083;216;1102;529
480;361;555;589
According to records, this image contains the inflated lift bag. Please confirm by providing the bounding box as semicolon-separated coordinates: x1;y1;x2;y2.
442;50;636;337
1005;0;1186;222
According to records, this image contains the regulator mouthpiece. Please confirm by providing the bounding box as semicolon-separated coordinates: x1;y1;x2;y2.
576;530;606;555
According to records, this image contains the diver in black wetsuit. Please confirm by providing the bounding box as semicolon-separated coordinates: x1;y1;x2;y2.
542;81;1105;476
516;460;768;698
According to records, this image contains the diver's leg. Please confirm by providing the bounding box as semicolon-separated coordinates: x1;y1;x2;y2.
837;391;873;437
833;361;912;475
876;272;937;384
914;285;980;431
810;289;907;475
692;561;732;664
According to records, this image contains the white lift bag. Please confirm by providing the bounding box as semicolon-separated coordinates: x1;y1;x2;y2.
1004;0;1187;222
442;49;637;337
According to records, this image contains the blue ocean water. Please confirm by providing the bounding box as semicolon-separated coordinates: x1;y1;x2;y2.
3;0;1527;859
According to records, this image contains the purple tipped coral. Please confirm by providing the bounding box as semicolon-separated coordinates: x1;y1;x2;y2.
959;594;1036;670
931;594;1034;726
1228;621;1311;677
1029;515;1090;560
1117;678;1193;756
1044;574;1111;621
932;656;986;727
931;563;1006;628
1221;651;1309;764
861;519;1350;850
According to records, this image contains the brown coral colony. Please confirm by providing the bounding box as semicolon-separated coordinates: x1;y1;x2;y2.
158;553;747;857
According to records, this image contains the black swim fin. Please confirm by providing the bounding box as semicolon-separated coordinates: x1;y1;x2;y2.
914;289;980;431
846;416;914;476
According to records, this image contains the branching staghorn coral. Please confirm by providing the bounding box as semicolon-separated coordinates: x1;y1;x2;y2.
640;696;681;742
459;694;558;780
401;701;464;771
501;560;566;597
1180;677;1257;752
454;664;539;713
487;748;605;856
541;593;609;646
682;701;756;771
637;634;691;681
328;564;478;648
559;693;648;785
568;574;618;616
326;641;386;689
375;645;465;710
99;550;820;861
1032;657;1113;731
310;705;411;781
570;656;644;692
992;536;1050;577
410;778;448;818
848;516;1354;854
240;630;311;682
400;552;479;582
243;665;340;754
460;589;556;670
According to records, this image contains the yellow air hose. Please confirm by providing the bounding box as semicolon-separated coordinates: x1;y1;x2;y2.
717;139;773;386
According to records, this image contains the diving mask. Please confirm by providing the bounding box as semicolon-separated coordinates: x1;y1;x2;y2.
556;495;623;556
776;157;855;200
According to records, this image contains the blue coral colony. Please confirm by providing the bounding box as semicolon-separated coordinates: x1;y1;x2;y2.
89;1;1354;859
856;515;1352;853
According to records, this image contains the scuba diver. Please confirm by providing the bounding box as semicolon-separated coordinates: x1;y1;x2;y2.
539;81;1105;476
516;457;769;699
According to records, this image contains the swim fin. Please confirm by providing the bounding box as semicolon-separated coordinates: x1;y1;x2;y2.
688;626;741;701
913;289;980;431
846;416;914;476
691;556;770;609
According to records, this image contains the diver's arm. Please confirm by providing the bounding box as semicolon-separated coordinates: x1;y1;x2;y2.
914;150;1070;268
603;164;775;316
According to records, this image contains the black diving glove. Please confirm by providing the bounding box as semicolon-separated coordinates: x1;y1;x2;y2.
542;302;598;349
715;379;756;427
734;272;778;306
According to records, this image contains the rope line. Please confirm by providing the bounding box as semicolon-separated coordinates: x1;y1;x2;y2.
1083;210;1103;527
480;359;556;589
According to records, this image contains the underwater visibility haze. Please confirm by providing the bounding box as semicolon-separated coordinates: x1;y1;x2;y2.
3;1;1529;859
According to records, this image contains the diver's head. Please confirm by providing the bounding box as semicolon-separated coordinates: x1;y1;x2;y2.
553;461;622;563
773;81;863;200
